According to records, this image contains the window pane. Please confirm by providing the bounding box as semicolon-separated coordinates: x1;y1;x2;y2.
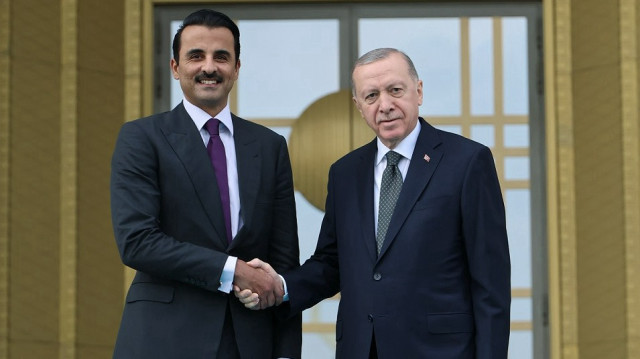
272;127;325;265
434;124;462;135
170;21;182;108
471;124;494;147
508;331;533;359
359;18;461;116
503;17;528;115
237;19;340;119
316;299;340;322
302;334;334;359
470;17;494;116
505;156;530;180
512;297;532;321
294;191;324;263
506;189;531;288
504;124;529;147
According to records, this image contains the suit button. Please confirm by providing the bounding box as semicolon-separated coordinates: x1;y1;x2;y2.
373;272;382;281
368;314;373;322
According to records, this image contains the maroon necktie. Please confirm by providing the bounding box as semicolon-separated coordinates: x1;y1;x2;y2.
205;118;232;243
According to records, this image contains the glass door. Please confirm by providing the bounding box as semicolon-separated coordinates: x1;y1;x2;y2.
156;3;545;358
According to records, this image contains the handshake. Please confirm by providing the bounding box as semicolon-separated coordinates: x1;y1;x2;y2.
233;258;281;310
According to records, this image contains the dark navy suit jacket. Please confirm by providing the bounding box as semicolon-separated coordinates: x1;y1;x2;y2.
284;118;510;359
110;103;301;358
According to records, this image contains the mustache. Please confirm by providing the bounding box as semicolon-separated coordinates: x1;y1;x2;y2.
195;72;223;83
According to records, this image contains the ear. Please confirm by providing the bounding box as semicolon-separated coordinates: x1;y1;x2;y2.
233;59;241;80
170;58;179;80
416;80;424;106
352;96;364;118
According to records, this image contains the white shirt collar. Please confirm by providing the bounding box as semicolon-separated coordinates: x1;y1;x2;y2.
182;97;234;135
376;120;421;165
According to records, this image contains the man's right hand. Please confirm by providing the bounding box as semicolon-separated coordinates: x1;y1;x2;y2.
233;259;283;309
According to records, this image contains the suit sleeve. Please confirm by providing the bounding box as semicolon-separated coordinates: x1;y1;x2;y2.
460;145;511;358
110;121;229;291
282;164;341;314
267;136;302;358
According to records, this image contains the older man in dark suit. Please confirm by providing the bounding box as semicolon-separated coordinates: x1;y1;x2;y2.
110;9;301;359
238;48;511;359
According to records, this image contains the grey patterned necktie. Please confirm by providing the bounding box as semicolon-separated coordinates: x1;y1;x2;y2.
376;151;403;254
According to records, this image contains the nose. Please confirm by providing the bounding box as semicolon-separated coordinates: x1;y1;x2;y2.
201;56;217;74
378;92;394;113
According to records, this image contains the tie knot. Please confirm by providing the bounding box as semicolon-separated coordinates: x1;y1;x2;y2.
205;118;221;136
386;151;402;166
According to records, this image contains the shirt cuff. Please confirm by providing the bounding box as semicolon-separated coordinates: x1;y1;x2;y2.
218;256;237;293
279;274;289;302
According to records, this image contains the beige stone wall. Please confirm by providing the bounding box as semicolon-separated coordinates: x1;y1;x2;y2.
545;0;640;358
0;0;126;358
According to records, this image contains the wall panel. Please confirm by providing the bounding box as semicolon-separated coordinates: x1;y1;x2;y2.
9;0;62;357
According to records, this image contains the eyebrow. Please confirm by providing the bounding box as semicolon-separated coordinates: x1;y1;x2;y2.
360;87;379;94
186;48;204;56
213;49;232;58
386;82;406;88
185;49;232;58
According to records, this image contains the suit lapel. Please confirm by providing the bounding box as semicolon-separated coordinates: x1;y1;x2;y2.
378;119;443;258
160;104;228;248
230;115;260;248
356;140;378;262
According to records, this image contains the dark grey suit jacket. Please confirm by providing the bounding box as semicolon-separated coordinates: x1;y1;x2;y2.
110;103;301;358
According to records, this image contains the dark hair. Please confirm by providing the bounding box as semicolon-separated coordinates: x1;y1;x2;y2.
172;9;240;64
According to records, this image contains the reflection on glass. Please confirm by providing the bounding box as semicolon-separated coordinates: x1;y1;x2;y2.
470;18;494;116
504;124;529;147
471;124;494;147
506;189;532;288
237;19;340;119
359;18;461;116
505;156;530;180
503;17;528;115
